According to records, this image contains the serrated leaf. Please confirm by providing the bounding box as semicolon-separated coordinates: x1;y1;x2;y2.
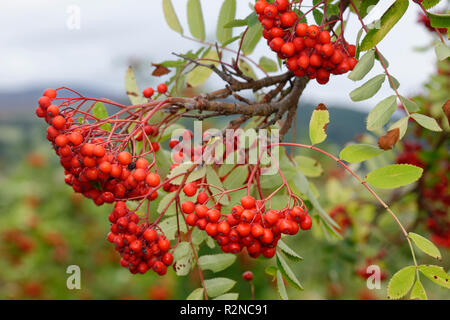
340;144;384;163
276;252;303;291
186;49;219;87
213;293;239;300
400;96;420;113
241;23;262;55
204;278;236;298
434;42;450;61
259;56;278;73
418;265;450;289
162;0;183;34
278;240;303;262
360;0;409;51
366;164;423;189
350;74;386;101
411;113;443;132
309;105;330;145
92;102;111;131
167;163;206;185
348;50;375;81
409;233;442;260
294;155;323;177
410;278;427;300
217;0;236;45
198;254;236;273
187;0;205;41
276;270;288;300
387;266;416;299
367;95;398;130
157;192;176;214
125;66;147;105
186;288;204;300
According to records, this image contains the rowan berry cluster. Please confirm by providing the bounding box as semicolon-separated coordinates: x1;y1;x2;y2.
107;201;173;275
184;193;311;259
35;89;162;206
255;0;357;84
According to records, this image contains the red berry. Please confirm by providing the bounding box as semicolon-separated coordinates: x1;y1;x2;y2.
242;271;254;282
254;0;269;15
307;25;320;38
52;116;66;130
146;172;160;187
162;252;173;266
182;201;195;214
117;151;132;165
43;88;57;99
143;87;154;98
158;238;170;252
183;182;197;197
196;191;209;204
157;83;168;94
275;0;289;12
269;37;284;52
296;23;308;37
318;30;331;44
300;215;312;230
207;209;221;223
264;5;278;18
241;195;256;209
280;12;296;27
281;42;295;57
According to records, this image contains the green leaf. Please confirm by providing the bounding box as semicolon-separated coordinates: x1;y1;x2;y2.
125;66;147;105
198;254;237;272
172;242;194;276
387;266;416;299
92;102;111;131
213;293;239;300
410;278;427;300
186;49;219;87
409;232;442;260
239;59;257;80
187;0;205;40
411;113;443;132
265;266;277;277
277;240;303;262
350;74;386;101
309;105;330;145
222;35;242;46
389;75;400;90
157;192;176;214
162;0;183;34
294;155;323;177
259;56;278;73
224;19;248;28
400;96;420;113
216;0;236;45
276;252;303;291
348;50;375;81
427;12;450;28
422;0;441;9
241;23;262;55
159;216;187;240
187;288;204;300
206;167;228;205
276;270;288;300
223;165;248;189
434;42;450;61
360;0;409;51
340;144;384;163
418;265;450;289
366;164;423;189
366;95;398;131
388;116;409;139
166;163;206;185
204;278;236;298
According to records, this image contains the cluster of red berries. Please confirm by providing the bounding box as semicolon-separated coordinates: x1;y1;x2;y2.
107;201;173;275
255;0;357;84
143;83;168;99
184;194;312;259
35;89;162;205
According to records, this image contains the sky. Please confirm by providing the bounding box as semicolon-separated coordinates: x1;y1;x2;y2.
0;0;443;111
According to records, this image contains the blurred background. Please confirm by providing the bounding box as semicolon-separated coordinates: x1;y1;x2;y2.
0;0;448;299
